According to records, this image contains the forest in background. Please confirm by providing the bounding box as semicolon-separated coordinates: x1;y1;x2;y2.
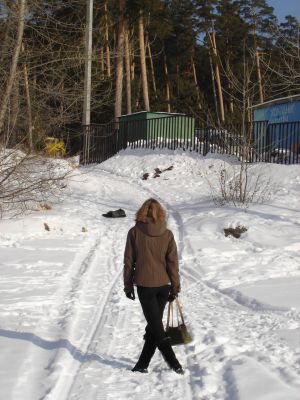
0;0;299;149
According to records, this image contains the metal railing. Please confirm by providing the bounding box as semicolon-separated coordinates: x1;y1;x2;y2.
81;118;300;165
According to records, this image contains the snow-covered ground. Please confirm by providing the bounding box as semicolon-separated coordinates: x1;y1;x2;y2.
0;148;299;400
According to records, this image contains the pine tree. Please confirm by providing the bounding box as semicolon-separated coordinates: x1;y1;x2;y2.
194;0;225;123
239;0;277;103
215;0;248;120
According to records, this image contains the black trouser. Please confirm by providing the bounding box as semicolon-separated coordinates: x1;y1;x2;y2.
137;285;170;344
134;285;181;371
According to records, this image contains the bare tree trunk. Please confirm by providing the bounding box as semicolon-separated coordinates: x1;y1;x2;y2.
0;0;26;137
0;9;12;67
208;29;225;124
22;44;33;149
130;27;135;81
226;58;234;113
229;86;234;113
104;1;111;79
191;56;202;111
124;22;132;114
255;49;264;103
163;47;171;113
100;46;105;80
135;74;142;110
176;61;180;96
212;30;225;123
209;50;220;127
138;9;150;111
10;77;20;145
247;97;252;123
254;25;264;103
147;41;157;97
114;0;126;118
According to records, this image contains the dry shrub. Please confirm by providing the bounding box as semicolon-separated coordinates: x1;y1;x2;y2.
0;147;72;217
206;161;272;207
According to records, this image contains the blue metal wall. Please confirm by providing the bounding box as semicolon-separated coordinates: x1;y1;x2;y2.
253;99;300;158
254;99;300;123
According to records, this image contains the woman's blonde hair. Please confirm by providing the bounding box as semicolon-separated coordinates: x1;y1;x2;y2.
136;198;166;223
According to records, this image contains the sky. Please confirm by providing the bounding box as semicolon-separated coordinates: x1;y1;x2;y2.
268;0;300;22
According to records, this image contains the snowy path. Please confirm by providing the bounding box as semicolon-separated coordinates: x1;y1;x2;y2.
1;150;300;400
56;173;194;400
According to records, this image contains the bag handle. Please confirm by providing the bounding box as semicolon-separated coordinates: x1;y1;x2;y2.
175;297;185;325
166;297;185;329
166;301;172;330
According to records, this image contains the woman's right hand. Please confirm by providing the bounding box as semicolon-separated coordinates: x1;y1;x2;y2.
126;291;135;300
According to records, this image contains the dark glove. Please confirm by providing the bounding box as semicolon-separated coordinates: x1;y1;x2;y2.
126;291;135;300
168;293;177;302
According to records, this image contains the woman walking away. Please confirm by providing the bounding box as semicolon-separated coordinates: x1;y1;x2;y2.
123;198;184;374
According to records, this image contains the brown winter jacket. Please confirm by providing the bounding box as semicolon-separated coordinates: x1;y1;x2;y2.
123;218;180;295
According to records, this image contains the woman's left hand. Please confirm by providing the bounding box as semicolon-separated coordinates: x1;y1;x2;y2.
168;293;177;302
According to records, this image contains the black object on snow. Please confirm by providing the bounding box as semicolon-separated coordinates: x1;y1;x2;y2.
102;209;126;218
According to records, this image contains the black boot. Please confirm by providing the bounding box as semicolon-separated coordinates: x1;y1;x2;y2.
132;337;157;373
157;338;184;374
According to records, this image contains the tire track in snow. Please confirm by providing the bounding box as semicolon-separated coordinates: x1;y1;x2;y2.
62;234;129;400
43;199;127;400
11;233;105;400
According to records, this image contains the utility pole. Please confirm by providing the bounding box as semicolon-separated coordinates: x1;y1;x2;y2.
83;0;93;164
83;0;93;126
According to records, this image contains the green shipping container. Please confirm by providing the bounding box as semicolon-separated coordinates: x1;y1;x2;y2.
119;111;195;145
